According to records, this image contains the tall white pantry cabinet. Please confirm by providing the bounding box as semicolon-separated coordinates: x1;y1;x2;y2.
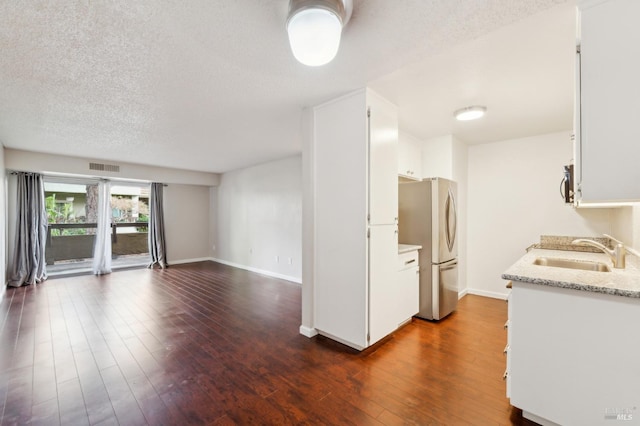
312;88;399;350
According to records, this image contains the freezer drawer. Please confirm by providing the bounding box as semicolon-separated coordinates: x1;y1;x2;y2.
433;259;458;320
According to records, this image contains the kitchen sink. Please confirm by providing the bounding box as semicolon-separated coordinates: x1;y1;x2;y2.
533;257;611;272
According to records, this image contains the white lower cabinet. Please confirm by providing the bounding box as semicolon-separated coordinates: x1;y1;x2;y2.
509;281;640;426
369;226;401;345
505;290;512;399
397;250;419;325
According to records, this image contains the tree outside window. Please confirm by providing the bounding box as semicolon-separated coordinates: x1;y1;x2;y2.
44;182;150;235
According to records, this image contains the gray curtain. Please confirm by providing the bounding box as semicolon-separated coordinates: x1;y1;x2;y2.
8;173;48;287
148;182;168;269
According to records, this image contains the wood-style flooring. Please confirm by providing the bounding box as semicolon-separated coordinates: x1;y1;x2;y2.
0;261;534;425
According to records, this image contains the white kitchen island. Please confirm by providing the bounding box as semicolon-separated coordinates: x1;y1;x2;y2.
502;248;640;426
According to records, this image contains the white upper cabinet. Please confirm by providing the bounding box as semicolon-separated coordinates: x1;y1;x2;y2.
398;131;422;181
369;91;399;225
575;0;640;204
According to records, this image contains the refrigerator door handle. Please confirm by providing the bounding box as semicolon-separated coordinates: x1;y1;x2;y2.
439;261;458;272
445;189;457;253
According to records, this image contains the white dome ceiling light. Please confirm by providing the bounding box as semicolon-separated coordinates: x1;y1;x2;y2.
454;106;487;121
286;0;351;67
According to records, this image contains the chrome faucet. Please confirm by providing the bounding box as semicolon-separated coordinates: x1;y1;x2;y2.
571;234;638;269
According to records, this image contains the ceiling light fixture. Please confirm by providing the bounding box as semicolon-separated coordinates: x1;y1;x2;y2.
286;0;350;66
454;106;487;121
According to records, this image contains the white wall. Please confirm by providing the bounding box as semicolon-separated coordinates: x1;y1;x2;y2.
213;155;302;283
611;205;640;250
209;185;218;262
5;179;213;267
5;148;219;186
4;149;214;271
0;147;5;297
452;136;468;293
467;131;615;299
164;184;212;263
631;207;640;249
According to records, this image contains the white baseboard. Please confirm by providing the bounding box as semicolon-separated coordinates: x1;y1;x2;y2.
458;288;469;299
299;325;318;338
316;330;365;351
523;411;560;426
210;258;302;284
170;257;214;265
467;288;509;300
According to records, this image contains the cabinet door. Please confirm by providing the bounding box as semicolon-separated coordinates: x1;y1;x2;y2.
578;0;640;202
506;290;512;398
397;266;419;325
510;282;640;425
368;91;399;225
313;91;368;350
368;225;398;346
398;132;422;180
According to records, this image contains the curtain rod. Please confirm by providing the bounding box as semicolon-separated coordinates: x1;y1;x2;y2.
7;170;167;186
9;171;40;176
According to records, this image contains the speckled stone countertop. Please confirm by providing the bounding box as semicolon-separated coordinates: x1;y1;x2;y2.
398;244;422;254
502;248;640;298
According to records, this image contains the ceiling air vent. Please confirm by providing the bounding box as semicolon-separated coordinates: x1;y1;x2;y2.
89;162;120;173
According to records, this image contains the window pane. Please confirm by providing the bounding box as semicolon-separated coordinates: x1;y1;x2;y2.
110;184;150;266
43;181;97;273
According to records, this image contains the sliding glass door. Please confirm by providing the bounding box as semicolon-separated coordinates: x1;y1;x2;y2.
44;179;98;273
43;178;150;274
110;184;150;268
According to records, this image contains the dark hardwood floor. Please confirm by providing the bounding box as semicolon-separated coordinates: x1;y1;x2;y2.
0;261;534;425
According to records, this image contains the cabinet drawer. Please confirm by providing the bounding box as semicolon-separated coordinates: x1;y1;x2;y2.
398;251;419;270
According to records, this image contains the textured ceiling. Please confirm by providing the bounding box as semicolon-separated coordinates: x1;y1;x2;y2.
0;0;570;173
371;0;576;145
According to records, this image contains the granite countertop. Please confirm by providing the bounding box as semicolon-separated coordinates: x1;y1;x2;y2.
502;248;640;298
398;244;422;254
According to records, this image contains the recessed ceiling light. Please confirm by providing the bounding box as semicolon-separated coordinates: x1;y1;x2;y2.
454;106;487;121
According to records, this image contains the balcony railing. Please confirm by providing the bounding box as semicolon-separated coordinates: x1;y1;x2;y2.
46;222;148;245
45;222;149;265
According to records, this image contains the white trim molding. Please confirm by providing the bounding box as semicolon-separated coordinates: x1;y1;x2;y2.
170;257;214;265
299;325;318;338
210;258;302;284
467;288;509;300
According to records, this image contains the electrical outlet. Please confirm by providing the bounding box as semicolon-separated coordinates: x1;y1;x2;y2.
212;244;216;251
288;257;292;265
275;256;279;263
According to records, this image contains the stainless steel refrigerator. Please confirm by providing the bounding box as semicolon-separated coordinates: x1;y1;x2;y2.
398;178;458;320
